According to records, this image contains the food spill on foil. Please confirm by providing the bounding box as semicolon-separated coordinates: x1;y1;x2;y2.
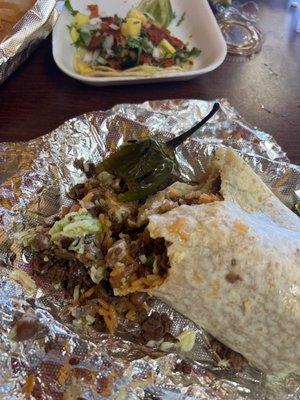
18;155;222;349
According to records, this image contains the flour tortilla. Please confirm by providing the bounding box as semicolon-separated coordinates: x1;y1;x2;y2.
74;48;192;77
147;147;300;374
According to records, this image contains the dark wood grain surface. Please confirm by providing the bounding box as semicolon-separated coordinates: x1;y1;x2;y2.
0;0;299;163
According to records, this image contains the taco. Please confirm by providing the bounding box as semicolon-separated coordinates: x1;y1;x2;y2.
66;2;200;77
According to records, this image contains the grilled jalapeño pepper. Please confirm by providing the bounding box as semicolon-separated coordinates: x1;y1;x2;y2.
99;103;220;202
100;137;176;201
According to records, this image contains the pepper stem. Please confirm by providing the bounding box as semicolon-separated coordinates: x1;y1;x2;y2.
166;102;220;148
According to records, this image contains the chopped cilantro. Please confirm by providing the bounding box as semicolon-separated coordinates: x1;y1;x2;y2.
145;255;155;269
140;28;148;38
175;47;201;63
126;38;141;49
126;37;153;56
126;38;142;65
295;200;300;216
187;47;201;58
141;38;154;54
74;30;91;47
65;0;78;16
176;12;186;27
113;14;122;25
80;31;92;46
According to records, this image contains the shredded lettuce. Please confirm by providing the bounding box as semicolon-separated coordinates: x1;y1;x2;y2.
69;237;85;254
15;229;36;247
49;209;101;243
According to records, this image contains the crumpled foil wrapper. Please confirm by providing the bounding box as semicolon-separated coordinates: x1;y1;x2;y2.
0;99;299;399
0;0;57;85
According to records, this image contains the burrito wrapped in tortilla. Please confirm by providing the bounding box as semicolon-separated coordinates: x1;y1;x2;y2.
147;147;300;374
22;146;299;376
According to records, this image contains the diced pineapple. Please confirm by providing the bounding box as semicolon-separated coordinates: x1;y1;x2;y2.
126;8;148;26
77;62;93;75
158;39;176;55
121;22;129;37
121;18;142;37
72;12;90;28
70;26;79;43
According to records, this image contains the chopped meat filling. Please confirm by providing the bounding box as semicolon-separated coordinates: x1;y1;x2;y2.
141;312;172;341
23;162;222;334
210;338;246;370
225;272;242;284
147;22;185;50
107;232;170;295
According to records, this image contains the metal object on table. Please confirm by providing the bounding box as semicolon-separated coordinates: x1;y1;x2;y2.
211;1;264;55
288;0;300;32
0;0;57;85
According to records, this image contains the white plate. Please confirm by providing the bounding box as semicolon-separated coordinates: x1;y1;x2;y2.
52;0;227;86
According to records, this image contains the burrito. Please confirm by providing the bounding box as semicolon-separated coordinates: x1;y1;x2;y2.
147;148;300;374
19;147;300;376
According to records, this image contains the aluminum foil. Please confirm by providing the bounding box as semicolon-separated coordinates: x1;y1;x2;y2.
0;98;299;399
0;0;57;85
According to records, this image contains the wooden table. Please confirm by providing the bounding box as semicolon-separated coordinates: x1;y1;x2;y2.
0;0;299;164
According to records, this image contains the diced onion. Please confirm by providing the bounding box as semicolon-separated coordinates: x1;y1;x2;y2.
86;315;96;325
90;17;101;25
109;23;120;30
139;254;147;264
73;285;80;302
97;56;107;65
90;265;105;283
152;47;161;59
83;52;93;63
92;49;100;63
106;49;114;57
81;23;100;33
146;339;163;348
103;34;114;50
